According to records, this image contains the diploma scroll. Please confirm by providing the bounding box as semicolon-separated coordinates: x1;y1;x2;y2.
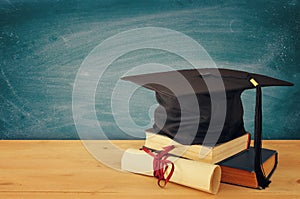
121;148;221;194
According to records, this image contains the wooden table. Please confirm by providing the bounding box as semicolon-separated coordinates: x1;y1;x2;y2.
0;140;299;199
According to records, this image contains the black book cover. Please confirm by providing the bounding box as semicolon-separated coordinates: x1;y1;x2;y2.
218;147;277;172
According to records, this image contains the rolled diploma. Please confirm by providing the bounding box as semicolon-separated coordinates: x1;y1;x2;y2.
121;148;221;194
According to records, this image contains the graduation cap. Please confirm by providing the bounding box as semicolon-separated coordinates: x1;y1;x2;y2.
121;68;293;188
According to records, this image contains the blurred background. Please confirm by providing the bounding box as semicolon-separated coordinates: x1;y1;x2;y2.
0;0;299;140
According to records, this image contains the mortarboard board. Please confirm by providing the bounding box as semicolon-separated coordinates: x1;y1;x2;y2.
121;68;293;189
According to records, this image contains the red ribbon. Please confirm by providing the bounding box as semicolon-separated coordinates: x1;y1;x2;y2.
142;145;175;188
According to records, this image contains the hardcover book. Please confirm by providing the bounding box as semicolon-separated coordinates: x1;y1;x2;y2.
144;129;250;164
122;68;292;188
218;147;278;189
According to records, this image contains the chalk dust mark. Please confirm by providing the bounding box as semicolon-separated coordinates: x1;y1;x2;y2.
60;36;70;47
0;68;38;120
1;68;19;98
0;96;43;127
0;118;14;128
5;0;14;6
229;20;235;33
0;95;30;118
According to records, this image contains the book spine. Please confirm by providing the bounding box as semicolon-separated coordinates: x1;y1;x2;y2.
246;133;251;149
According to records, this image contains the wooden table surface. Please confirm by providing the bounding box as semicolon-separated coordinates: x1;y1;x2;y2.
0;140;299;199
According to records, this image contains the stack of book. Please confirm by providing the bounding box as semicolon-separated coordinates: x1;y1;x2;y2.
120;68;289;193
122;129;278;192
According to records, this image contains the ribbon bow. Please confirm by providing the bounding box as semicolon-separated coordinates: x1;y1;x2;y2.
142;145;175;188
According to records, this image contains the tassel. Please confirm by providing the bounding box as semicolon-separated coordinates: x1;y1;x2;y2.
254;85;271;189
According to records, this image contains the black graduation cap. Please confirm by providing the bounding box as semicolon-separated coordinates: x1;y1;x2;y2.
121;68;293;188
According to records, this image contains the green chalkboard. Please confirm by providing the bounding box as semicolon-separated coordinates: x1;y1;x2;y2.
0;0;299;139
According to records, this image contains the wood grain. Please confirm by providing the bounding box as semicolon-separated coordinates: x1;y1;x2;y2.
0;140;299;199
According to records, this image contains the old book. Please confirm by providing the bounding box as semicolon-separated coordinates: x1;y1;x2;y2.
122;68;292;188
121;148;222;194
144;129;250;164
218;147;278;189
